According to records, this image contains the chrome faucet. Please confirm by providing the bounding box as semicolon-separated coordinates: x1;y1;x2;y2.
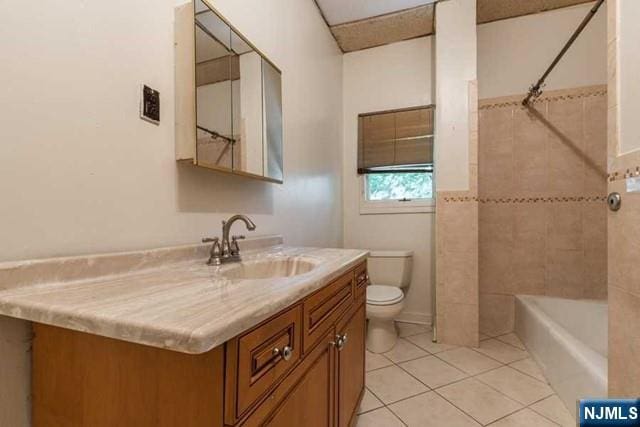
203;215;256;265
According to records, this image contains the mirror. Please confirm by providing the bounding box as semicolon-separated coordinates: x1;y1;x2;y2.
194;0;233;170
175;0;283;183
231;31;263;177
262;59;284;182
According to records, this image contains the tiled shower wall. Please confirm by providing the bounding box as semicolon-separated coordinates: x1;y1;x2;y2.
478;86;608;336
607;0;640;396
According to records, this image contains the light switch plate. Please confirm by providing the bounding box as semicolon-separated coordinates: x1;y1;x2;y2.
140;84;160;125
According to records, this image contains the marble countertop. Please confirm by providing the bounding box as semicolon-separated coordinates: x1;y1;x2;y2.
0;241;368;354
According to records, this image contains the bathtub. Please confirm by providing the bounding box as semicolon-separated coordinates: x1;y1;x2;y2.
515;295;608;417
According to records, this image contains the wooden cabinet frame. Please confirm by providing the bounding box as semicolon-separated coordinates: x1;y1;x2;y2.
33;262;368;427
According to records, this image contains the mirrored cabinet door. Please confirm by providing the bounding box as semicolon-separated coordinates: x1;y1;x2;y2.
194;0;233;171
175;0;284;183
262;59;283;182
231;30;264;177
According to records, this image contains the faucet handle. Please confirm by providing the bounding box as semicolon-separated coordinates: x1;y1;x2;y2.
202;237;219;243
230;235;245;256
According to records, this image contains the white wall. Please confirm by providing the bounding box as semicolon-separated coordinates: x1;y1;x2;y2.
478;2;607;99
0;0;343;263
435;0;477;192
342;37;434;324
618;0;640;154
0;0;342;424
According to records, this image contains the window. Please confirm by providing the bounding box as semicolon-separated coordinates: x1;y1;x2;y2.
357;106;434;214
365;171;433;201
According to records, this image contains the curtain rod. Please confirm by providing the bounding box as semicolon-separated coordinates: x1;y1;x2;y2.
522;0;605;106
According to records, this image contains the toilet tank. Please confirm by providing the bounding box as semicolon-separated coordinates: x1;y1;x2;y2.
367;251;413;289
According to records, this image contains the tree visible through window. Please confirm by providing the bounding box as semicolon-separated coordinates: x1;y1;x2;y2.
366;172;433;201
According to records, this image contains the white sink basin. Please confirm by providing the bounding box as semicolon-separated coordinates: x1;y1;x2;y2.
221;257;319;280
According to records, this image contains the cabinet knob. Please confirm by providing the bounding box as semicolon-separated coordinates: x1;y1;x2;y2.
282;346;293;361
335;334;348;351
272;345;293;361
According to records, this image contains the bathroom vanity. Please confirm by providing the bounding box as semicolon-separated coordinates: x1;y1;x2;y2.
0;238;367;426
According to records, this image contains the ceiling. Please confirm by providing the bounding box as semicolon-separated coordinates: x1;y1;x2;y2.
315;0;437;26
314;0;595;53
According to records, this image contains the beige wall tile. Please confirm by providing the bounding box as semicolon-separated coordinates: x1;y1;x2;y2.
608;286;640;397
546;202;584;251
437;302;479;347
479;87;607;343
437;250;479;305
608;179;640;297
546;249;585;298
479;293;515;336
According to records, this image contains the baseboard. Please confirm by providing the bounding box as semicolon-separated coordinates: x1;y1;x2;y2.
395;312;431;325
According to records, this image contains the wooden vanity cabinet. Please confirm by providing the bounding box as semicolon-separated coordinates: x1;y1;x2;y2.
32;262;367;427
336;303;366;427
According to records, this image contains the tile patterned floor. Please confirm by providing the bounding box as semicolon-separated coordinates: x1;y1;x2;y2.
356;323;575;427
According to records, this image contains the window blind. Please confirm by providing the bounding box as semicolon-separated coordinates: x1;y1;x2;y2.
357;106;434;174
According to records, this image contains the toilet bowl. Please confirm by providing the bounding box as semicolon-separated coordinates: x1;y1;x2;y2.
365;251;413;353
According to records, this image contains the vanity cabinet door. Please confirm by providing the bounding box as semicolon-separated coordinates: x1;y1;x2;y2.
225;304;302;422
335;301;366;427
354;262;369;298
261;332;335;427
303;273;354;354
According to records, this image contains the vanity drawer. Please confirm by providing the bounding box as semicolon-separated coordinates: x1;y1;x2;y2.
225;304;302;422
354;262;369;297
303;271;354;353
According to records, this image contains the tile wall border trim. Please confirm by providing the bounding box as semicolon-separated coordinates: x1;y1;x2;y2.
479;86;607;110
442;195;607;203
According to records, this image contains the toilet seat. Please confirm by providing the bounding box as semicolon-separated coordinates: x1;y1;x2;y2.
366;285;404;306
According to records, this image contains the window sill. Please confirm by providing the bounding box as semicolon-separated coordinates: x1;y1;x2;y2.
359;200;435;215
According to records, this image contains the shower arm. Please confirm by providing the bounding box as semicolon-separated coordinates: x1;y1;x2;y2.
522;0;605;107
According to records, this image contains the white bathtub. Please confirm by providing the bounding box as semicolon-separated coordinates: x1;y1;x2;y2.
515;295;608;417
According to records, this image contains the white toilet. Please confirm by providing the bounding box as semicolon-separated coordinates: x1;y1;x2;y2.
365;250;413;353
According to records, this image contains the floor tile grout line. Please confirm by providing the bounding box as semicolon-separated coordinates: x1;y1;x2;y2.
468;344;530;366
363;332;565;426
383;389;436;411
431;386;501;426
426;354;557;416
475;337;529;357
385;389;432;409
370;349;486;425
397;353;473;389
482;405;556;427
365;362;395;374
493;333;528;351
384;404;408;427
473;371;555;407
507;360;551;384
528;407;565;426
464;363;555;408
357;386;385;415
435;368;525;410
359;404;408;426
361;385;386;412
523;395;565;426
393;358;437;391
430;349;507;377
